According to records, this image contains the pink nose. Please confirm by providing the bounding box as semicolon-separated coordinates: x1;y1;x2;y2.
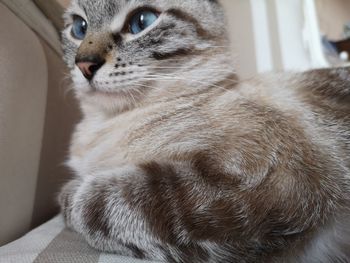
75;55;106;80
77;62;96;80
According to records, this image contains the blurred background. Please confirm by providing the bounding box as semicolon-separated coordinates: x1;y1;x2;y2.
0;0;349;247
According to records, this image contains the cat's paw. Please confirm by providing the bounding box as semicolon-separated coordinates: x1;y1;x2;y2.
58;179;81;226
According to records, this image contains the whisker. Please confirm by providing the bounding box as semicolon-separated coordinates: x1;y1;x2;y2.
141;74;237;94
145;72;237;84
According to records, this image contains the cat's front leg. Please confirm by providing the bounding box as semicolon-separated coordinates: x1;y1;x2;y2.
58;167;169;261
58;163;227;262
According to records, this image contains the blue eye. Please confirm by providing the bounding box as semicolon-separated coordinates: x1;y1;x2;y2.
129;10;158;34
71;15;87;40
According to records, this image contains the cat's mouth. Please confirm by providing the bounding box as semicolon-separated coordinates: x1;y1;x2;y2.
72;66;151;101
86;79;146;98
87;82;128;96
88;87;119;96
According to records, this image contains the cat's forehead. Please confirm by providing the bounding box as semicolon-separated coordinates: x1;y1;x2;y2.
69;0;208;25
73;0;173;17
73;0;124;23
76;0;124;12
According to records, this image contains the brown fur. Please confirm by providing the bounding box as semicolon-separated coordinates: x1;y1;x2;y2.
59;0;350;261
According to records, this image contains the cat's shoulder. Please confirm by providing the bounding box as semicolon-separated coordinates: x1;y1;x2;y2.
236;67;350;106
298;66;350;99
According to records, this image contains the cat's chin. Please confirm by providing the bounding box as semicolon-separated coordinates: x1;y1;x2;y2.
76;85;145;115
87;88;125;98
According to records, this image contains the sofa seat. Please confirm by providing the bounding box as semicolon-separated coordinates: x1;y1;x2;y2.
0;215;160;263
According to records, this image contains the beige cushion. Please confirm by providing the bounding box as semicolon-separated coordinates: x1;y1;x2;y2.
0;3;48;246
0;3;80;246
0;216;158;263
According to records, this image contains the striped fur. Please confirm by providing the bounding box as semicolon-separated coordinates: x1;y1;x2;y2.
59;0;350;262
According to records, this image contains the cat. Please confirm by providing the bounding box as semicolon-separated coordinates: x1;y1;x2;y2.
58;0;350;262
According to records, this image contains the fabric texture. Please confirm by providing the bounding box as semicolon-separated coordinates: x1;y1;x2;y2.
0;2;48;246
0;2;80;246
0;216;160;263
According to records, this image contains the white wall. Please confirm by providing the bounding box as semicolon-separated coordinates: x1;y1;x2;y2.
221;0;316;77
274;0;312;71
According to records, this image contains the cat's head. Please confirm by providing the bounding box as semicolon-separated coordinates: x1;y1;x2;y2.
62;0;234;114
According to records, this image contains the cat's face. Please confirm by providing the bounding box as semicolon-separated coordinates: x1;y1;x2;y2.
62;0;231;113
